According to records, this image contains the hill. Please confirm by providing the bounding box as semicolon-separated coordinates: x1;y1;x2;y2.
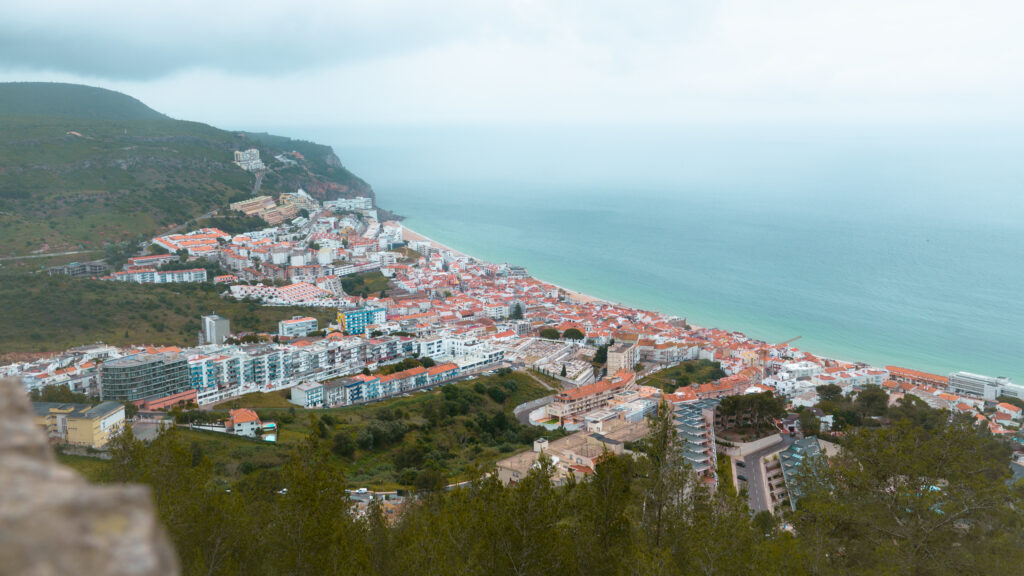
0;273;338;356
62;370;553;490
0;82;376;257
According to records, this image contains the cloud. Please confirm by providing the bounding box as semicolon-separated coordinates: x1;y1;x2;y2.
0;0;504;79
2;0;1023;126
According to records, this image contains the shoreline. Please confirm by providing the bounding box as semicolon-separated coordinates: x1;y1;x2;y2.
400;224;718;334
402;225;609;306
400;223;877;367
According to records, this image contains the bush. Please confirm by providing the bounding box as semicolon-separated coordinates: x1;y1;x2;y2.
332;432;356;458
486;386;508;404
356;428;375;450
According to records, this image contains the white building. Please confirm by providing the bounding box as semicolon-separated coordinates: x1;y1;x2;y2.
949;372;1013;400
278;316;319;338
201;314;230;345
290;382;324;408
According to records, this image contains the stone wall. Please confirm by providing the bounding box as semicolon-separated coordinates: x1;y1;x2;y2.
0;378;179;576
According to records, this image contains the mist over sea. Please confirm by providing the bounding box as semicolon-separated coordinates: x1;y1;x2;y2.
277;124;1024;381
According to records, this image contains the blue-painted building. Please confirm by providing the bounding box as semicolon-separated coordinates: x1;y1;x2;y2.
337;307;386;335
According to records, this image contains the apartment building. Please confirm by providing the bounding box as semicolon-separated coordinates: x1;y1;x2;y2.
32;401;126;449
607;342;638;374
278;316;318;338
100;352;190;402
338;307;387;335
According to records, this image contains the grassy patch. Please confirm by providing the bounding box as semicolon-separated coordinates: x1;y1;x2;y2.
638;360;726;393
57;452;111;482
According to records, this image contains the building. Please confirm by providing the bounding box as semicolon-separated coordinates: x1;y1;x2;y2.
278;316;319;338
547;373;636;424
230;195;276;216
674;399;718;478
776;436;823;511
100;352;190;402
226;408;261;437
100;268;208;284
234;148;265;171
948;371;1013;400
886;366;949;389
607;342;638;374
338;307;386;335
32;401;125;449
202;314;231;345
46;260;108;278
290;382;324;408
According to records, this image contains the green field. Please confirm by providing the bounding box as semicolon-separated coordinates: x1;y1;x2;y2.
65;371;555;491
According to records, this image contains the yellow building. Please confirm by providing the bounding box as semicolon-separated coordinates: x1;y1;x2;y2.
32;401;126;449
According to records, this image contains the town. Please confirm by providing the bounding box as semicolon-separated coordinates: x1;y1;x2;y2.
6;152;1024;515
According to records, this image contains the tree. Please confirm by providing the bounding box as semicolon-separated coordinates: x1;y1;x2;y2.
593;343;609;364
816;384;843;403
149;243;169;255
854;385;889;417
420;356;436;368
794;417;1021;575
510;303;524;320
539;327;560;340
798;409;820;435
560;364;568;377
356;427;375;450
332;431;356;458
562;327;585;340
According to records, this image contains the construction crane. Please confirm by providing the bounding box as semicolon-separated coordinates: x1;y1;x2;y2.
758;336;802;380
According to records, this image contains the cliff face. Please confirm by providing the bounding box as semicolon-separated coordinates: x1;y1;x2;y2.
0;378;179;576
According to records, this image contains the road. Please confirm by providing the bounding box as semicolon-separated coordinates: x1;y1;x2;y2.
0;249;101;262
741;434;795;513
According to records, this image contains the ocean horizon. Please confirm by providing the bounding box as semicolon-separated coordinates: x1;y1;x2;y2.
275;123;1023;382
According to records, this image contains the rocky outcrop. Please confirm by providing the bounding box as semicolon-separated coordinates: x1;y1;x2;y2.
0;378;179;576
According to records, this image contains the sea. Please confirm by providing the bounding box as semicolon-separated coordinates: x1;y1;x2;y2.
275;124;1024;382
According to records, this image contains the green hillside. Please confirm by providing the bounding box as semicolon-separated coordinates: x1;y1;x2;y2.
0;82;374;257
0;273;339;356
0;82;166;121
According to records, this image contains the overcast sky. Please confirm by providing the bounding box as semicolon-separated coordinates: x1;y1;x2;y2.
2;0;1023;128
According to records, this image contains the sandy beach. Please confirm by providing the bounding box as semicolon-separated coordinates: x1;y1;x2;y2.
402;225;607;304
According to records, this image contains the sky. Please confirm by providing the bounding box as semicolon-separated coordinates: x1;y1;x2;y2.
2;1;1024;129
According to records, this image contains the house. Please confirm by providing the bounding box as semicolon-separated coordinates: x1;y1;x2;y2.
227;408;262;437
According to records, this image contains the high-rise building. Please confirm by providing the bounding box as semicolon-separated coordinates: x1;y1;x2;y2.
100;352;190;402
337;307;386;335
202;314;230;345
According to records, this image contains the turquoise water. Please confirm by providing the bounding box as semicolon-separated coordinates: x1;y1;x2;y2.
281;124;1024;381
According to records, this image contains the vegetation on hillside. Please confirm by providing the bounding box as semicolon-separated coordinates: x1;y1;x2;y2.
0;82;373;256
76;371;552;490
341;271;390;298
0;274;335;355
92;400;1023;576
639;359;727;392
